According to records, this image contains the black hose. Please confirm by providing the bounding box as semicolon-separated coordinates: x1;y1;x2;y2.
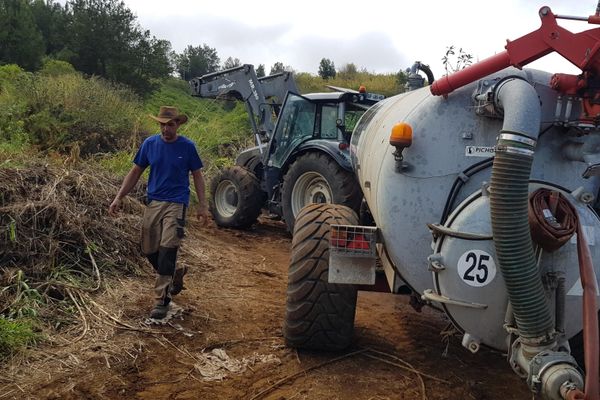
440;157;493;224
490;140;554;339
418;63;435;85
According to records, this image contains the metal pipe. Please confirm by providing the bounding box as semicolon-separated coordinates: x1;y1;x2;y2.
554;15;588;22
555;96;563;121
555;275;566;335
564;98;573;123
431;52;511;96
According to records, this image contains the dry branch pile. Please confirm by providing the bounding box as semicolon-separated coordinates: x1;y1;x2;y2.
0;162;146;311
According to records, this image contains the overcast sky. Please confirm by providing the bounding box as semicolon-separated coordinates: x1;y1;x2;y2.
102;1;596;78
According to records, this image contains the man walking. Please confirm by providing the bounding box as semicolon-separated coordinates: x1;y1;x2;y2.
109;106;208;319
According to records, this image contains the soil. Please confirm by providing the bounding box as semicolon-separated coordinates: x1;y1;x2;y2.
0;217;533;400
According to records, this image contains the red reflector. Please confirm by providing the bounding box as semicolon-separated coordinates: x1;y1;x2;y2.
347;234;369;250
339;143;349;150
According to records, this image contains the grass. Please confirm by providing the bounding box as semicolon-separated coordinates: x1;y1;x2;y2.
295;71;402;97
0;317;38;359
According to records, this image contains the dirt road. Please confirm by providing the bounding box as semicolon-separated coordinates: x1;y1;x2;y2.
1;218;532;399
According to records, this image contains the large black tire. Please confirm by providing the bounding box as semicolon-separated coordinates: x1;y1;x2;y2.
281;152;362;232
283;203;359;350
209;166;264;229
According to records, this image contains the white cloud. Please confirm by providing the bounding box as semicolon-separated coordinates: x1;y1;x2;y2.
65;0;596;78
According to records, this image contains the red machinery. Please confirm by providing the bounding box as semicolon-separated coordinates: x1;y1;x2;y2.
431;5;600;126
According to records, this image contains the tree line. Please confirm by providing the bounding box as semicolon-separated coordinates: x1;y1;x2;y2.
1;0;424;97
0;0;294;95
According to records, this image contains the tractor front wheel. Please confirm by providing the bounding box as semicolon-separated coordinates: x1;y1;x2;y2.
210;166;264;229
281;152;361;232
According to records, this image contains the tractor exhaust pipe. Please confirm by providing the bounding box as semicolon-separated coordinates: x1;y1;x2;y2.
489;78;584;399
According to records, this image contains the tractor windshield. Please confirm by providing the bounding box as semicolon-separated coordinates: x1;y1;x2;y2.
269;93;316;168
344;105;366;136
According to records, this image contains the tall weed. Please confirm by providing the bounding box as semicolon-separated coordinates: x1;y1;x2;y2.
295;71;401;97
19;73;142;155
0;317;38;360
0;66;29;145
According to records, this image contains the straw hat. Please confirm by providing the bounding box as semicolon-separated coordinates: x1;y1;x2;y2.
149;106;188;125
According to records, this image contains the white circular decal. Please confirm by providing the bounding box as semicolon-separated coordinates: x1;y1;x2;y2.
457;250;497;287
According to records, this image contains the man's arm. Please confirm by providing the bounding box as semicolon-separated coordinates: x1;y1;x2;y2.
108;164;145;216
191;168;209;224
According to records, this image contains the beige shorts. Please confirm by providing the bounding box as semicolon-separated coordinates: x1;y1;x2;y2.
141;200;186;255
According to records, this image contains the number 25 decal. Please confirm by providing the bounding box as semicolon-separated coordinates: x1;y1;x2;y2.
457;250;497;287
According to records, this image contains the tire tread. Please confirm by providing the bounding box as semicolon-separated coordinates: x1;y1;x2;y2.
283;203;359;350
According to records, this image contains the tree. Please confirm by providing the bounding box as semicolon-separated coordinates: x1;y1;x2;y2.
30;0;67;57
318;58;336;80
256;64;265;77
396;69;407;91
108;33;172;94
222;56;241;70
338;63;358;76
0;0;45;70
61;0;172;95
64;0;136;76
269;62;285;75
174;44;220;80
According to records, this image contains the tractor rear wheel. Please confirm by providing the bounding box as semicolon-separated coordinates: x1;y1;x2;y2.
281;152;361;232
210;166;264;229
283;203;359;350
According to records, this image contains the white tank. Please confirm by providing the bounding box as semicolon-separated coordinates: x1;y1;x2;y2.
350;67;600;351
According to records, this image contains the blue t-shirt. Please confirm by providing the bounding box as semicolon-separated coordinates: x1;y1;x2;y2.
133;135;203;206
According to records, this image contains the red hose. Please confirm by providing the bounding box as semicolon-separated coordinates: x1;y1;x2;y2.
575;220;600;400
529;189;599;399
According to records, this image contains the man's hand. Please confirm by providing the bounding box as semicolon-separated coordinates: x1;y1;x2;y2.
108;165;144;218
196;204;209;225
108;197;121;217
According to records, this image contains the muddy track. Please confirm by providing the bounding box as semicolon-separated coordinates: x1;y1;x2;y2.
1;217;531;399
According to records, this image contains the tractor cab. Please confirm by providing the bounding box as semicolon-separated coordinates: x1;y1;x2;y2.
263;91;380;220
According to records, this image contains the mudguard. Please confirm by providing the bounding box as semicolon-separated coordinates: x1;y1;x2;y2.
292;139;353;172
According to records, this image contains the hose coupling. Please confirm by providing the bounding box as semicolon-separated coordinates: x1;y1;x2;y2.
495;132;537;157
527;351;583;400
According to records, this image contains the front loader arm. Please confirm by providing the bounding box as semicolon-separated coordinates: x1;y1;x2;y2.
258;71;299;117
190;64;275;139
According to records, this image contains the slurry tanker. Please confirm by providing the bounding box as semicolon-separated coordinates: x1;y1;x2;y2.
284;4;600;399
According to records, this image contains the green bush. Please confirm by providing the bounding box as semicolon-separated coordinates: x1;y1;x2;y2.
0;64;26;83
0;317;38;359
0;66;29;148
18;73;142;155
39;58;77;76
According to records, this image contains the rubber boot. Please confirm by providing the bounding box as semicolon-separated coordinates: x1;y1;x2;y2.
151;274;172;319
147;252;159;272
150;247;178;319
170;265;188;295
